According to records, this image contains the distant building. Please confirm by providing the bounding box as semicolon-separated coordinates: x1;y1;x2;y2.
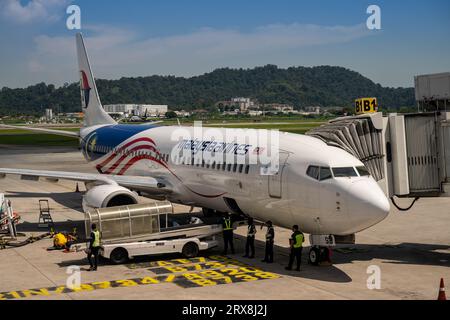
104;104;168;117
326;106;344;114
231;97;254;111
216;97;256;112
262;103;294;113
222;110;241;116
192;109;209;114
248;110;263;116
139;105;168;117
303;106;321;114
45;108;53;121
63;112;84;119
174;110;191;117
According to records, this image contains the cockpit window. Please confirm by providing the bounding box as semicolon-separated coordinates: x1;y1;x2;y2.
306;165;319;180
332;167;358;177
356;166;370;176
319;167;332;181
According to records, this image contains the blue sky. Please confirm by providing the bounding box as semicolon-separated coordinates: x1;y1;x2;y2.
0;0;449;88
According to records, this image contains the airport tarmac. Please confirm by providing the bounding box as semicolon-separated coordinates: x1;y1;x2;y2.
0;145;449;300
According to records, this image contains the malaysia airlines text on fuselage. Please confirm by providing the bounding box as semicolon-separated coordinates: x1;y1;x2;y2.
177;139;253;156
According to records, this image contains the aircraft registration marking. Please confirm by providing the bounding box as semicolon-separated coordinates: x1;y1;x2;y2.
175;269;279;288
150;261;249;274
126;256;211;269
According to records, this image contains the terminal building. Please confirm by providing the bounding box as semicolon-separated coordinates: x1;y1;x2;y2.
415;72;450;111
104;104;168;118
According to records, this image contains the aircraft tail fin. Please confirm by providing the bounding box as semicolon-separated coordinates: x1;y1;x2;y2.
76;33;116;127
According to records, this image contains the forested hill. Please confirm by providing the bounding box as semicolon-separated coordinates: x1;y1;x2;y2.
0;65;415;115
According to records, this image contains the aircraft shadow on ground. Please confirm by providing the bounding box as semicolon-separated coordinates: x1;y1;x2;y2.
55;235;353;284
5;191;84;211
57;253;181;269
38;220;450;283
54;232;348;283
231;234;353;283
331;243;450;268
45;233;450;285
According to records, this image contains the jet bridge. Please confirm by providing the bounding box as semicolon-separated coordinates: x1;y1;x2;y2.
306;113;385;182
307;111;450;201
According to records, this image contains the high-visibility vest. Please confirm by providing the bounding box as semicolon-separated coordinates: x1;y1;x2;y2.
92;230;100;247
223;218;233;230
293;232;304;248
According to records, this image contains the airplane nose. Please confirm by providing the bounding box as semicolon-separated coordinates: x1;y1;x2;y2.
347;179;390;230
367;190;390;222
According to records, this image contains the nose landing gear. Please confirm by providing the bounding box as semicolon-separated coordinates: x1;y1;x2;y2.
308;246;331;265
308;234;335;266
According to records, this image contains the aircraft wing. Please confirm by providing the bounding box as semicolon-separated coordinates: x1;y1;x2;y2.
0;124;79;138
0;168;172;193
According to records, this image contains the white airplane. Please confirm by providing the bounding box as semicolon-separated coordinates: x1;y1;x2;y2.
0;33;390;264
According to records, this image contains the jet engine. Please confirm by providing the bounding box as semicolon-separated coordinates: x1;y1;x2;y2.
82;184;139;212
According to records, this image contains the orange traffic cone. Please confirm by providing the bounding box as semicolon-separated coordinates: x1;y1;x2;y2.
438;278;446;300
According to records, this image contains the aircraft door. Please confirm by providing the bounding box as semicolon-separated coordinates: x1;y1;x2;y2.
268;152;290;198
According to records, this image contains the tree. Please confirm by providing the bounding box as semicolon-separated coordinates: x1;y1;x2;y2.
165;111;177;119
0;65;415;116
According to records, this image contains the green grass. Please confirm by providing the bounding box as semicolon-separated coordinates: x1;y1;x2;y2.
0;120;324;146
161;118;325;134
0;127;80;135
0;131;79;146
205;123;319;128
162;118;326;125
202;122;323;134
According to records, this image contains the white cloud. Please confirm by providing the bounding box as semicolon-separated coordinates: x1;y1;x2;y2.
0;0;69;24
24;22;372;86
28;60;44;72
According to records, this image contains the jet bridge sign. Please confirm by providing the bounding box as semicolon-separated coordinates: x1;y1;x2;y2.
355;97;378;114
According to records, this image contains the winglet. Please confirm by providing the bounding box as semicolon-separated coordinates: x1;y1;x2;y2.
76;33;116;127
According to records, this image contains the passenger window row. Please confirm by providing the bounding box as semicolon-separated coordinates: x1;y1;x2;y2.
173;156;250;174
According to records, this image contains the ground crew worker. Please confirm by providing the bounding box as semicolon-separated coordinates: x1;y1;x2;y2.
286;225;304;271
87;223;101;271
222;212;234;255
53;232;68;249
243;217;256;258
262;220;274;263
52;231;77;251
